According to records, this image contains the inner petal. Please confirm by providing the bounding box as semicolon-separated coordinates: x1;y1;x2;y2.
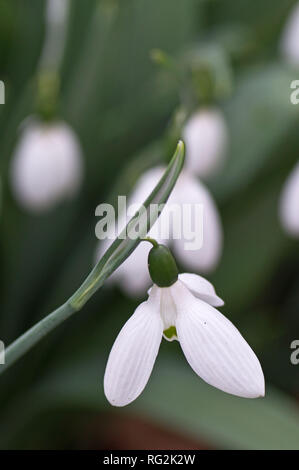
160;287;178;341
163;325;178;342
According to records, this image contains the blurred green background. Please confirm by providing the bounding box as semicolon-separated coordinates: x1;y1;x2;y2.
1;0;299;450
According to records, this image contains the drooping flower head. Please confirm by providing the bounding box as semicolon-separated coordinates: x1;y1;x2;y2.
183;108;228;179
104;241;265;406
11;119;83;213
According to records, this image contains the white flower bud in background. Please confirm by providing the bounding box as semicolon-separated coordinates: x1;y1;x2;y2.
182;108;228;179
11;119;83;213
279;162;299;237
280;2;299;66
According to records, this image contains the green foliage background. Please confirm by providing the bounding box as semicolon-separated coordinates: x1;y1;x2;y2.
0;0;299;449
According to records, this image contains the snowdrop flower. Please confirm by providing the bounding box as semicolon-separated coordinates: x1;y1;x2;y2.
280;2;299;66
279;162;299;236
11;119;83;212
183;108;228;178
104;242;265;406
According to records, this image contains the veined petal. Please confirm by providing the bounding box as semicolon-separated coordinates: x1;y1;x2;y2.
104;286;163;406
172;173;223;272
279;162;299;237
179;272;224;307
172;281;265;398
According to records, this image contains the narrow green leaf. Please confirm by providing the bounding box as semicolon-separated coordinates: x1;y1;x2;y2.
69;140;185;309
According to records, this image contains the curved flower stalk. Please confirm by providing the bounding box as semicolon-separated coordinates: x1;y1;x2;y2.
280;2;299;66
104;242;265;407
39;0;70;71
0;142;185;375
279;161;299;236
10;119;83;212
95;108;226;297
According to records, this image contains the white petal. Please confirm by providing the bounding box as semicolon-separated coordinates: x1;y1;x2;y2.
172;281;265;398
172;173;223;272
128;166;166;206
11;119;83;212
104;286;163;406
114;242;153;296
179;272;224;307
279;162;299;237
183;108;228;179
280;2;299;66
94;238;152;297
128;165;173;242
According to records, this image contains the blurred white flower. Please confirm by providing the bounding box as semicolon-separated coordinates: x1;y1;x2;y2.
95;166;223;297
104;275;265;406
11;119;83;212
279;162;299;236
182;108;228;179
280;2;299;66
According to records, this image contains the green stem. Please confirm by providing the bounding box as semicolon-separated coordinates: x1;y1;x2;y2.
142;237;159;248
0;140;185;376
1;302;74;374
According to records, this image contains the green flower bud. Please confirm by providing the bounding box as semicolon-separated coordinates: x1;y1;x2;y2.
148;244;178;287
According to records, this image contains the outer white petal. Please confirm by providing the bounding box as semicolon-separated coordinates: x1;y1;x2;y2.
11;119;83;212
280;2;299;66
104;286;163;406
172;173;223;272
279;162;299;237
179;272;224;307
183;108;228;179
172;281;265;398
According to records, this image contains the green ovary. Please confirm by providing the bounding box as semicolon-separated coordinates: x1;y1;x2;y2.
163;325;177;341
